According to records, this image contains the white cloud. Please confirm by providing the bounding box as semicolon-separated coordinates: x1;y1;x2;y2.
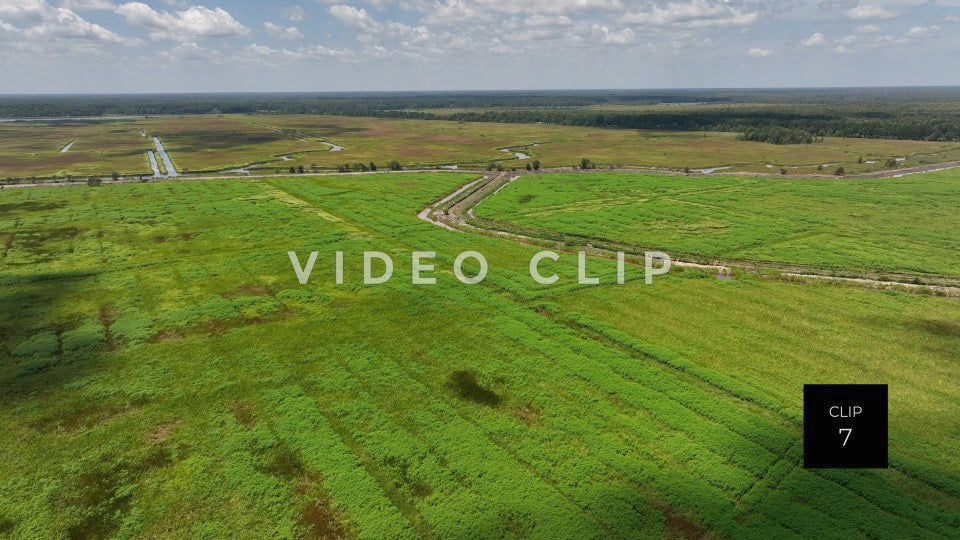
622;0;758;28
421;1;492;25
159;40;222;62
801;32;825;46
24;6;130;43
328;4;377;30
747;47;772;57
281;4;304;21
60;0;116;9
601;26;634;44
524;15;572;27
238;42;350;63
116;2;249;41
0;0;55;20
329;4;430;44
0;0;133;47
847;4;899;21
855;24;880;33
419;0;621;25
904;25;938;39
264;21;303;40
947;14;960;23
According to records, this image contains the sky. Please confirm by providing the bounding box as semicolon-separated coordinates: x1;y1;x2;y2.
1;0;959;93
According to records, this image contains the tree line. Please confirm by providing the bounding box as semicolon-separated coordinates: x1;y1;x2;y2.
3;89;960;142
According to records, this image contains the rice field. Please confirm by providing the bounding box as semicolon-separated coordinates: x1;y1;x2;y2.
1;173;958;537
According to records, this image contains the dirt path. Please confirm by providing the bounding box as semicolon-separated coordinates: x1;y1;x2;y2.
418;172;960;296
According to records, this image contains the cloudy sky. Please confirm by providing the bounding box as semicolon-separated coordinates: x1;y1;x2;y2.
1;0;959;93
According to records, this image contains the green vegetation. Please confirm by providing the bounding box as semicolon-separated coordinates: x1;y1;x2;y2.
4;88;960;141
737;127;816;145
474;170;960;278
5;114;960;181
0;119;153;179
1;172;959;537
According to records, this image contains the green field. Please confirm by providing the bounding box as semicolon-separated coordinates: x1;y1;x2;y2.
473;171;960;279
2;173;959;538
4;114;960;181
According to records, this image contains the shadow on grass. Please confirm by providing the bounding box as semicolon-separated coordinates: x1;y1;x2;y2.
447;370;502;407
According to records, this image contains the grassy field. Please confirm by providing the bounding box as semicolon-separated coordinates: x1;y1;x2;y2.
257;115;960;175
143;116;320;174
473;170;960;279
0;119;153;179
4;114;960;180
2;173;959;538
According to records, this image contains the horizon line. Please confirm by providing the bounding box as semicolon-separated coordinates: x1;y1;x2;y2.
3;85;960;98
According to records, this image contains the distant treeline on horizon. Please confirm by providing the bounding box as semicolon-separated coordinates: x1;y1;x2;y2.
3;87;960;142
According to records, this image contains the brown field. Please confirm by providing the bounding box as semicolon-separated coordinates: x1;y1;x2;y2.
0;119;152;178
3;114;960;179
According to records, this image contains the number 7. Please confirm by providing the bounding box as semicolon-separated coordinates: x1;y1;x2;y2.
839;428;853;447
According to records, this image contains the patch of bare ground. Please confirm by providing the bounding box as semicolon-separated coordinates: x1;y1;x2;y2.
1;232;14;258
512;405;542;426
220;283;274;298
148;329;184;343
149;307;295;343
298;486;352;540
256;446;354;540
228;401;256;426
99;304;117;351
35;401;144;435
664;509;713;540
60;447;173;540
261;446;306;480
145;421;180;445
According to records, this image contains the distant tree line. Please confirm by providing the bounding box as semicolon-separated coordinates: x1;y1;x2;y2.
4;88;960;142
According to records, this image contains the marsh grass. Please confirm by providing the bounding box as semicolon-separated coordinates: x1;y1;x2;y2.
0;173;958;537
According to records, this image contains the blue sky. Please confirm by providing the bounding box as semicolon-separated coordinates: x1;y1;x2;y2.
1;0;959;93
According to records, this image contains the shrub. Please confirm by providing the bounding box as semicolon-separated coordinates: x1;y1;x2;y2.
16;358;58;378
12;331;58;357
112;313;155;344
61;323;105;354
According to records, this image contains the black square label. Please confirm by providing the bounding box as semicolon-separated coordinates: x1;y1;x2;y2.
803;384;888;468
